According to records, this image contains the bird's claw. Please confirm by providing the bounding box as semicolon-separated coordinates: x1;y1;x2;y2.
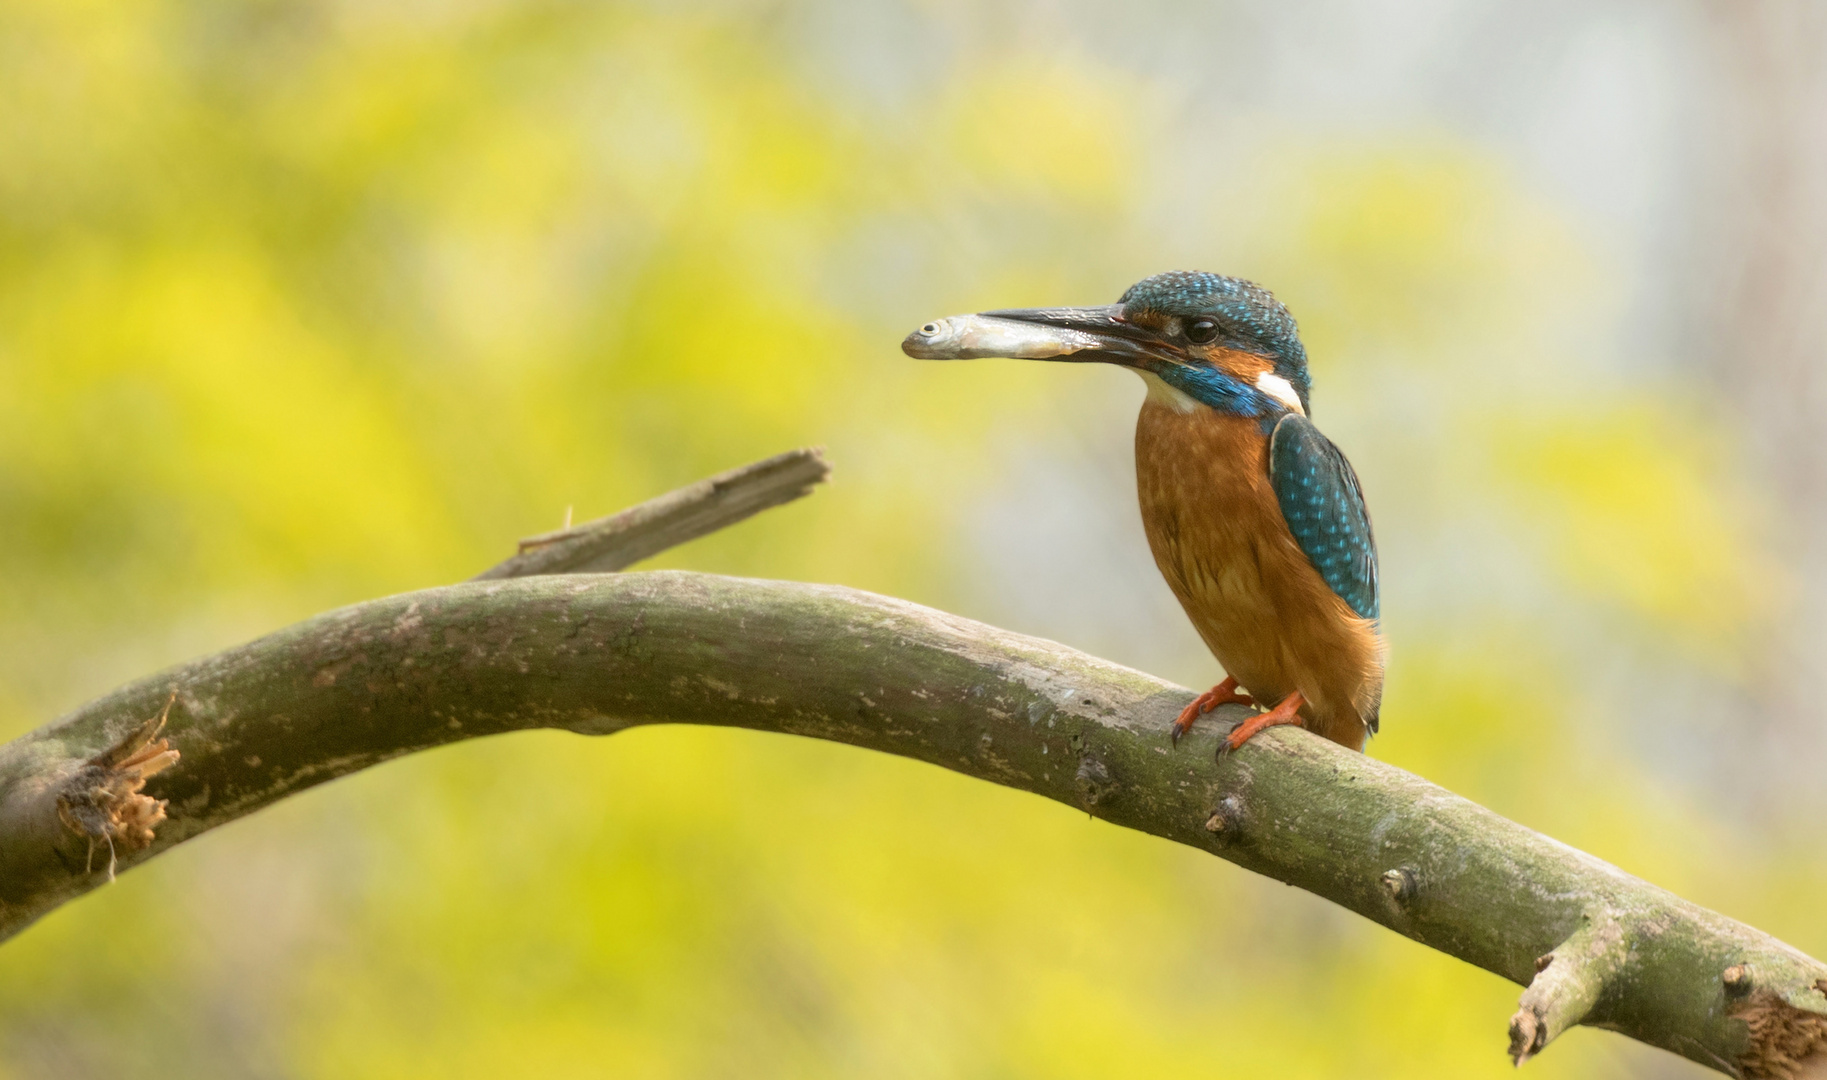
1170;698;1209;747
1171;677;1253;748
1212;690;1307;760
1212;716;1246;760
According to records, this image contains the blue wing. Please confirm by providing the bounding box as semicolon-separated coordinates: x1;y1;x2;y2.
1268;414;1379;621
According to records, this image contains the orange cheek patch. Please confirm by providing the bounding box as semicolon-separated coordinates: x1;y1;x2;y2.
1207;347;1273;382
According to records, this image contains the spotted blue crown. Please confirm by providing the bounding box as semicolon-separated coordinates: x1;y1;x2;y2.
1120;271;1312;411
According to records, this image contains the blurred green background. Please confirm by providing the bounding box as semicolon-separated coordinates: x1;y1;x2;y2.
2;1;1823;1077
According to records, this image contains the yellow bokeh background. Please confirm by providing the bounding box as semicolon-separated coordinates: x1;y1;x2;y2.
1;3;1819;1078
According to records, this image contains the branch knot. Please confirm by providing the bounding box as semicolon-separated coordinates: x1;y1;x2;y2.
55;692;181;881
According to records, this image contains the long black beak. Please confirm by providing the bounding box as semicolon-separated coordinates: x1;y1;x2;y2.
902;305;1176;367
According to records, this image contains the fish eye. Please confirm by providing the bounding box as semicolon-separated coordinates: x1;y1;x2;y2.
1185;318;1219;344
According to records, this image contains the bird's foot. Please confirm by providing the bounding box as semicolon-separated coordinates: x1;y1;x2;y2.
1216;691;1306;757
1170;676;1253;746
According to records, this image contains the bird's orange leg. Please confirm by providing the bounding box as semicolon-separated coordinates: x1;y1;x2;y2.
1218;690;1307;756
1170;676;1254;746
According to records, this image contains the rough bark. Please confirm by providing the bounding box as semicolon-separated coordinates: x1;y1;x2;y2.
0;464;1821;1077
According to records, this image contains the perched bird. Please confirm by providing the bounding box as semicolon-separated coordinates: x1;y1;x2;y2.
904;272;1383;753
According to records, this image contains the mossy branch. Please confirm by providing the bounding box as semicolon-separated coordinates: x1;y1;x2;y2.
0;454;1821;1078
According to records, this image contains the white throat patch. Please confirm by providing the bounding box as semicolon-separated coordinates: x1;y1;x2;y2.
1136;370;1200;413
1138;369;1307;415
1255;372;1305;415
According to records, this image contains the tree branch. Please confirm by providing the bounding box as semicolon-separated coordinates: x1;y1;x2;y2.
1510;912;1630;1064
0;458;1822;1078
473;447;829;580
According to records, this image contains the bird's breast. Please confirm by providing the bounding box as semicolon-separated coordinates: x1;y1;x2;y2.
1134;398;1284;619
1134;390;1384;748
1136;392;1346;693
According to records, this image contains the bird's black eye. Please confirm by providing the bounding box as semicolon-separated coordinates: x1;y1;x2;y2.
1185;317;1219;344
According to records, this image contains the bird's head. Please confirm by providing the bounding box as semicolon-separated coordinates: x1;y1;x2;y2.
903;271;1310;417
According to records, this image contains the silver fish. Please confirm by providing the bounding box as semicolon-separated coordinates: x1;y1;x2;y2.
901;314;1105;360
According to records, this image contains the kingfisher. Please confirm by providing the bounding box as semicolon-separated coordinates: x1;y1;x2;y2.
904;271;1383;754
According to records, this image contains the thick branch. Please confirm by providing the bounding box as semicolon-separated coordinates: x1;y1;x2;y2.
472;447;829;580
0;573;1822;1075
1;449;1822;1076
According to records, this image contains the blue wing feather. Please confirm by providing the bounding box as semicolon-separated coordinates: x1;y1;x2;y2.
1268;414;1379;621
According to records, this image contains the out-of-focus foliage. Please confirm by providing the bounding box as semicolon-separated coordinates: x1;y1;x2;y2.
0;2;1819;1078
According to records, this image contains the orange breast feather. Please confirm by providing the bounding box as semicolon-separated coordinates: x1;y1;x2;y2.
1135;399;1384;750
